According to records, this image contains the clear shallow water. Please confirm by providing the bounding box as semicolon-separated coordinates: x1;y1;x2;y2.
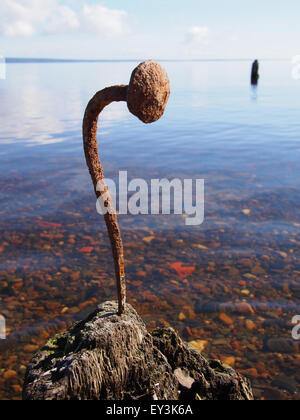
0;60;299;400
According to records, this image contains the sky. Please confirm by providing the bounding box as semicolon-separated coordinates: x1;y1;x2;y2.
0;0;299;60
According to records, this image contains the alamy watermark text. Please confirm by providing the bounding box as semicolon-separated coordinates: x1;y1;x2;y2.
292;55;300;80
0;55;6;80
292;316;300;340
96;171;205;226
0;315;6;340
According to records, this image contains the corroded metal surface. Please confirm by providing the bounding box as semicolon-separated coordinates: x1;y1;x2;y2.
83;86;128;315
82;62;170;315
127;61;170;123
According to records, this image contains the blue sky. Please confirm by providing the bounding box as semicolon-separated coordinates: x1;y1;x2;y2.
0;0;299;59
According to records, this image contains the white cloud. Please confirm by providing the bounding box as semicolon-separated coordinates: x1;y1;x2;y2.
0;0;56;36
228;34;239;42
81;4;129;37
46;5;80;34
3;20;35;37
186;26;210;45
0;0;129;38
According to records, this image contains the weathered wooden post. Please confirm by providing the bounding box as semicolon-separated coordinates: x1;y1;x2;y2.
251;60;259;85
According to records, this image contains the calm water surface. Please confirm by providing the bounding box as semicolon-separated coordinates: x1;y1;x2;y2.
0;60;299;400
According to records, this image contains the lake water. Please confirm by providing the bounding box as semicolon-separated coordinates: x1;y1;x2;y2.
0;60;299;400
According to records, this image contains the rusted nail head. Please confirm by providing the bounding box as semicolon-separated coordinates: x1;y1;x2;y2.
127;61;170;124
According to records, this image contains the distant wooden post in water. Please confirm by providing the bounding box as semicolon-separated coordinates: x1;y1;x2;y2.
251;60;259;85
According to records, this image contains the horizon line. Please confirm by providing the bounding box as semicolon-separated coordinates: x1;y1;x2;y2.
4;57;290;64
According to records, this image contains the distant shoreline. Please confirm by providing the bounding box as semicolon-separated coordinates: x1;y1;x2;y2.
5;58;289;64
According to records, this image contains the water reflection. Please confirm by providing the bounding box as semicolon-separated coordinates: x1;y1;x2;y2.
250;83;258;101
0;87;129;147
0;65;130;148
0;60;299;400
